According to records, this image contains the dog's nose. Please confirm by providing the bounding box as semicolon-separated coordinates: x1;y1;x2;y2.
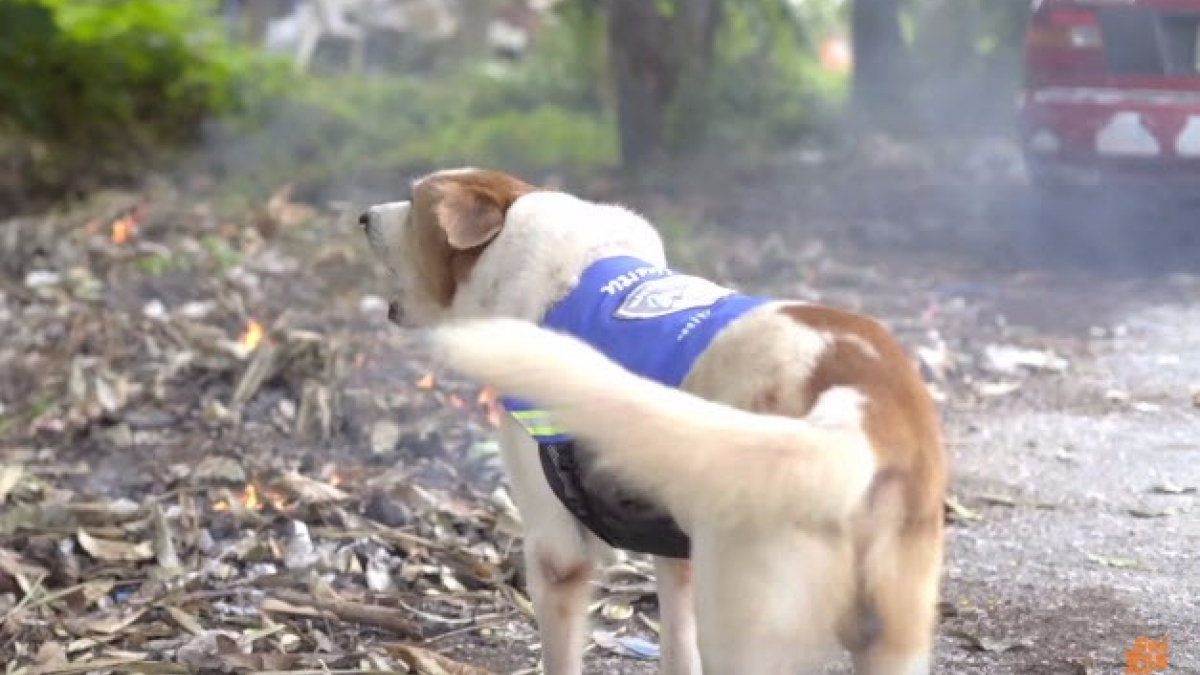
358;211;372;231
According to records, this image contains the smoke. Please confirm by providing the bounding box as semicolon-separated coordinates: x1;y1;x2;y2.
860;0;1200;279
181;0;1200;280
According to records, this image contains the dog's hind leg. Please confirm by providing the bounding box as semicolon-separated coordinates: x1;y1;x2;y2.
846;520;943;675
691;527;854;675
654;556;702;675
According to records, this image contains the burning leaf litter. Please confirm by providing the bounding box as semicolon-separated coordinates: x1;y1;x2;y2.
110;216;138;246
0;187;669;673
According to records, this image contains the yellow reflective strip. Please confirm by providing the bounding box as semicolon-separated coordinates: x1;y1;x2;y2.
525;426;563;436
508;410;564;436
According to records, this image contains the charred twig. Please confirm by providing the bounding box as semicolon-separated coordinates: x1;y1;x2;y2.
265;589;422;638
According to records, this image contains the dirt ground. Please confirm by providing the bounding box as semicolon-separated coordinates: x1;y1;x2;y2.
1;135;1196;674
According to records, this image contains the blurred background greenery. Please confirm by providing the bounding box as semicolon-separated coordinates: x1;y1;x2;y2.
0;0;1029;216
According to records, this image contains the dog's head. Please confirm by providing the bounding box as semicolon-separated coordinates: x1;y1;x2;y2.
359;168;539;327
360;167;666;327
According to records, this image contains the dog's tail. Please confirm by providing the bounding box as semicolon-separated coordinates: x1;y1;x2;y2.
429;318;877;527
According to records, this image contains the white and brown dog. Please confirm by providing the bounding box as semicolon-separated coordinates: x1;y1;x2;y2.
360;168;947;675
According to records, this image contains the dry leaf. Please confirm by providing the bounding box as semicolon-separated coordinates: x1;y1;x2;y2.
259;595;326;619
1086;552;1142;569
66;606;147;635
371;420;402;454
1149;481;1197;495
0;546;50;579
599;598;634;621
24;656;157;675
944;495;981;523
0;464;25;503
32;641;68;667
977;494;1018;507
1128;506;1179;519
175;630;248;672
107;663;189;675
272;470;349;504
948;628;1031;653
393;644;502;675
76;529;154;562
65;635;121;654
151;504;182;575
636;612;661;635
190;455;247;485
164;606;205;636
216;652;304;672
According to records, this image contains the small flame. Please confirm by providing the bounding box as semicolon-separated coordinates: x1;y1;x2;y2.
416;373;436;389
239;319;265;351
212;483;288;512
243;483;263;510
448;394;464;409
477;386;503;428
111;216;138;244
328;472;344;488
265;488;288;510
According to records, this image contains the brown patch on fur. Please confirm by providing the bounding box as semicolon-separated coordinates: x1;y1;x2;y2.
537;554;592;588
407;169;544;307
749;385;781;413
777;304;946;523
776;305;946;664
660;558;693;585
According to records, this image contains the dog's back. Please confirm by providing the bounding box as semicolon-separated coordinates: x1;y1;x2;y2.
433;302;946;675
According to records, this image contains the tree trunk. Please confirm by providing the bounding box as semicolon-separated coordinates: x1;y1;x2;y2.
850;0;911;128
606;0;722;168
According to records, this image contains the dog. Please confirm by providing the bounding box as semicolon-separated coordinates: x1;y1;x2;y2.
360;167;947;675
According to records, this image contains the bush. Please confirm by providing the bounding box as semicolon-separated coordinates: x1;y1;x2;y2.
705;0;848;153
0;0;288;212
198;19;618;202
1;0;287;145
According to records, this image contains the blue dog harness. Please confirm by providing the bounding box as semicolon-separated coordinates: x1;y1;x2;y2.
501;256;770;558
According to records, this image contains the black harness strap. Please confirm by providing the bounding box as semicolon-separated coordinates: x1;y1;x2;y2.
537;440;691;559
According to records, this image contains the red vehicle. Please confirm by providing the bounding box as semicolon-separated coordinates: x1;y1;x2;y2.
1018;0;1200;192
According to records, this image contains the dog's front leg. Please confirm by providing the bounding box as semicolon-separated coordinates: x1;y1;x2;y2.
654;557;702;675
526;543;595;675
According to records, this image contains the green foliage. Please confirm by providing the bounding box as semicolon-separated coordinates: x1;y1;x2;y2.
0;0;290;212
706;0;848;153
0;0;287;148
135;252;189;276
202;21;617;200
0;0;617;211
903;0;1028;132
200;234;242;272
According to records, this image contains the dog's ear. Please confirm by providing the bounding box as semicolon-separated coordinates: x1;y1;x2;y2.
434;182;509;251
432;171;539;251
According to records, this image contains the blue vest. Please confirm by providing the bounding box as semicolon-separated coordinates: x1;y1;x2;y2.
501;256;770;442
499;256;770;557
